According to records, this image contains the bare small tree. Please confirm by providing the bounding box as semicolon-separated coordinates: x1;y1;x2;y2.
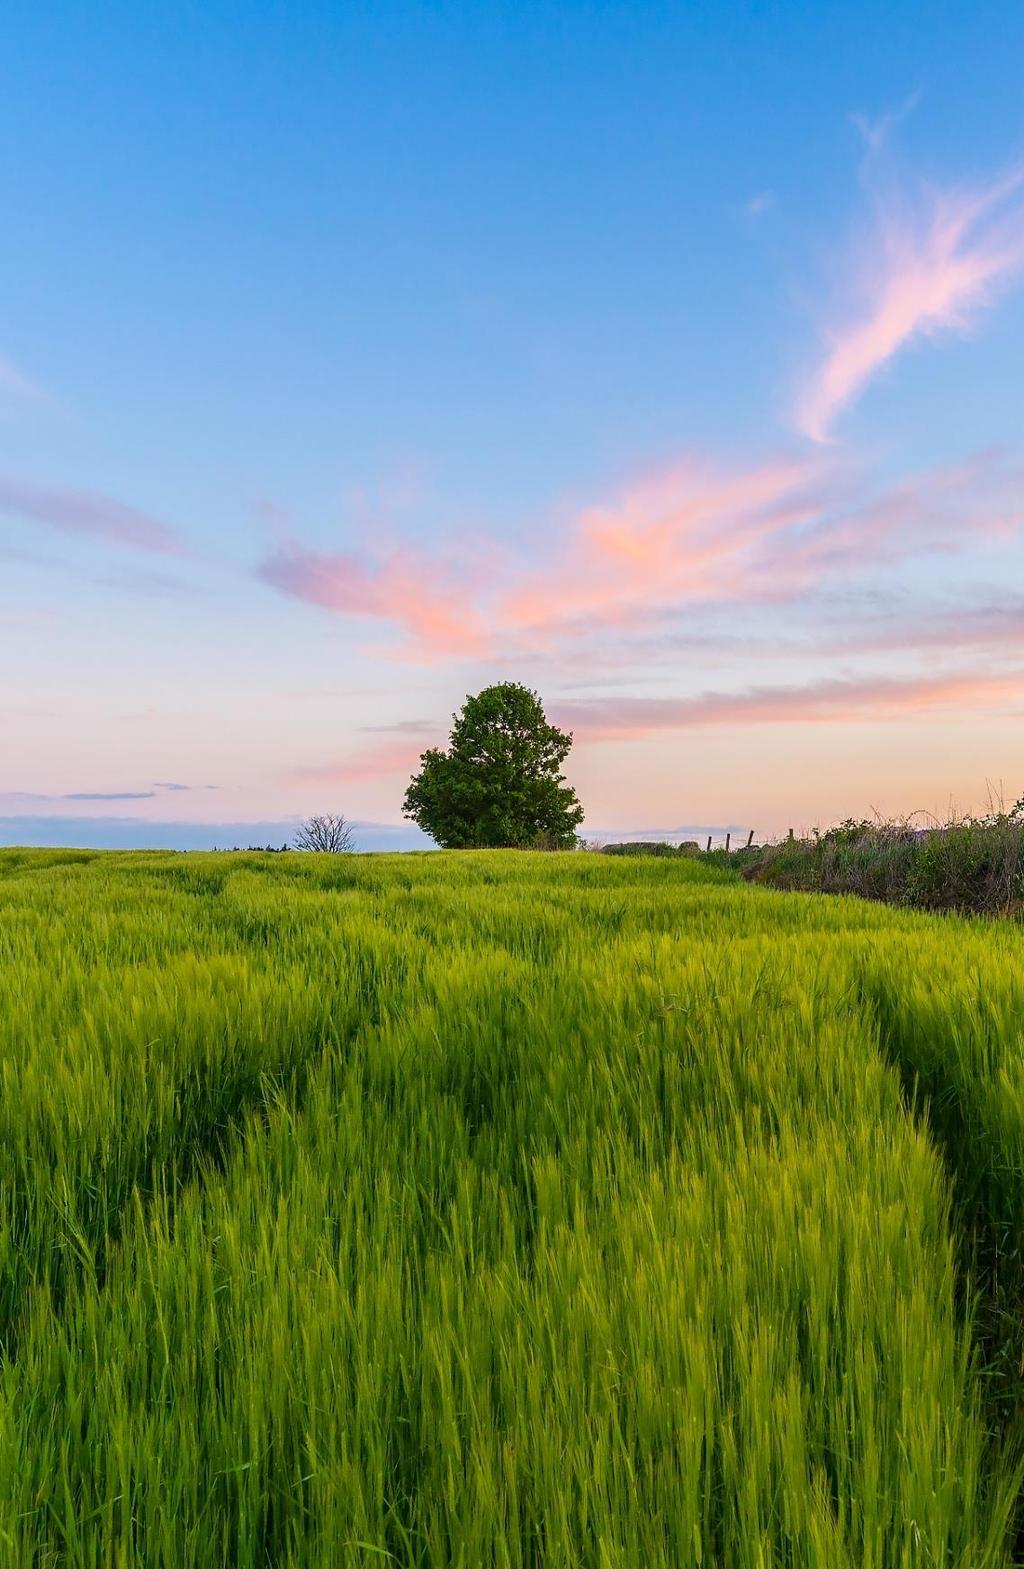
294;814;356;853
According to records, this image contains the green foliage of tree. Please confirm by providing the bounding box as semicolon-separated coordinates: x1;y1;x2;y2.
403;683;585;848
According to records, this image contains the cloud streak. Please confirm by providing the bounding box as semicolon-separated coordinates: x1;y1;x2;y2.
827;598;1024;658
0;356;52;411
554;668;1024;741
255;456;836;654
849;92;922;158
255;445;1023;662
0;477;184;554
292;737;429;784
257;544;484;655
65;791;157;801
766;448;1022;586
0;783;212;805
797;156;1024;441
498;455;830;637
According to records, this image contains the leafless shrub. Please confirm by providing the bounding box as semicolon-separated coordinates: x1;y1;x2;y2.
294;814;356;853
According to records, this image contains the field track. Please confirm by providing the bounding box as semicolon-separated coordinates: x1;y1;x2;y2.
2;847;1024;1566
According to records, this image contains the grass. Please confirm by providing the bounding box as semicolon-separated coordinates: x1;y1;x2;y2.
0;847;1022;1563
741;812;1024;915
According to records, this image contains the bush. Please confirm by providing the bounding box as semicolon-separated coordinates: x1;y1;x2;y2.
743;809;1024;916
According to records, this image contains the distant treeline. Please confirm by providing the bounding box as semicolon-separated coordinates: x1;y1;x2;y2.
600;841;702;858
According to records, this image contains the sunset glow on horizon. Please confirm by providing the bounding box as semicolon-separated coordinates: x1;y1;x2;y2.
4;3;1024;848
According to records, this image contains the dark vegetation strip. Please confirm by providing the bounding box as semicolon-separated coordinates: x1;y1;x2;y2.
853;935;1024;1548
742;813;1024;916
603;809;1024;918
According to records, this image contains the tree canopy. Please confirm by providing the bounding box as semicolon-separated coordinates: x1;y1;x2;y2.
403;683;584;849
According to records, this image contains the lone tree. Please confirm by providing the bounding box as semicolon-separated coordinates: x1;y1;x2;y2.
294;814;356;852
403;683;584;849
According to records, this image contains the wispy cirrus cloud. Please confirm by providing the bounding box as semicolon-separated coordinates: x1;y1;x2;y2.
291;736;429;784
498;455;830;638
765;448;1022;586
256;455;832;655
827;597;1024;658
255;444;1023;661
0;476;184;554
508;576;1024;678
848;91;922;158
257;544;485;655
554;668;1024;742
797;151;1024;441
744;190;776;220
497;449;1018;638
618;590;1024;668
0;782;214;805
2;790;157;804
253;129;1024;668
0;355;53;411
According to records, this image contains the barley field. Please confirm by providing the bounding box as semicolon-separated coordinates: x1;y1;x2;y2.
1;847;1023;1566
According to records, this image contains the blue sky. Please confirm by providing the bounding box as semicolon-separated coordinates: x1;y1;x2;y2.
4;1;1024;848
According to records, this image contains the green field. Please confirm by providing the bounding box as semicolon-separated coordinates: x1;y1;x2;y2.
2;848;1024;1566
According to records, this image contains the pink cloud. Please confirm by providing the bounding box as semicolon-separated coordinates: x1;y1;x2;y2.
256;445;1024;662
554;668;1024;742
766;449;1022;586
498;448;1021;648
827;599;1024;658
507;580;1024;677
254;457;833;656
797;159;1024;441
499;455;831;638
258;543;484;655
0;476;184;554
291;736;428;784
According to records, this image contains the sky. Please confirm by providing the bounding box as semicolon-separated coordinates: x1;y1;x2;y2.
4;0;1024;849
